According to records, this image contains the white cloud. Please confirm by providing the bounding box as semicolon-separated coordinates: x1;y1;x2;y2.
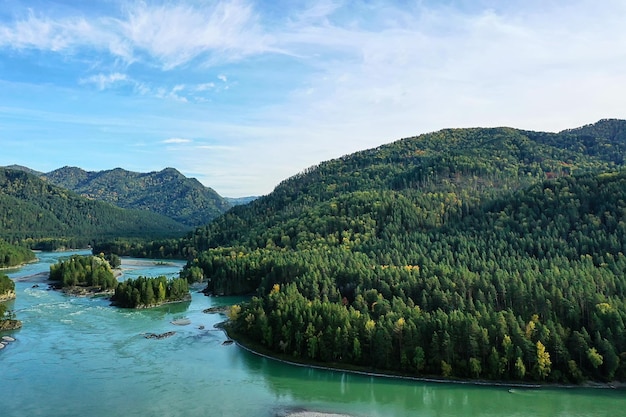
118;0;274;68
196;82;215;91
0;11;99;51
196;144;236;151
0;1;275;68
162;138;192;144
217;74;228;82
268;0;626;138
79;72;128;90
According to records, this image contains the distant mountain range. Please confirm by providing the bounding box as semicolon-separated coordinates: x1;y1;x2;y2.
0;168;188;249
3;166;250;227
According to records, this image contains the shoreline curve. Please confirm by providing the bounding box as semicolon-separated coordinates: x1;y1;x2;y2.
224;325;625;391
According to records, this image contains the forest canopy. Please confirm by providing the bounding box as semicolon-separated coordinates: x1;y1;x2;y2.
178;121;626;383
111;276;189;308
49;254;117;290
0;239;35;268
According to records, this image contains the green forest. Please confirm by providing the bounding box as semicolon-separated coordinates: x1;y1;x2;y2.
0;273;15;297
0;239;35;268
176;120;626;383
0;168;189;250
4;120;626;383
48;255;190;308
49;254;117;290
111;276;190;308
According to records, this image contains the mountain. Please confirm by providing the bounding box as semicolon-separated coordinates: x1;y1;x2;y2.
184;122;624;252
0;168;189;249
225;196;259;206
42;166;231;227
2;165;43;176
177;119;626;383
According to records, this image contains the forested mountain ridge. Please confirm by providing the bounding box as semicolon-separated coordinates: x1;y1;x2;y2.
0;168;189;249
41;166;231;227
177;119;626;383
185;120;624;252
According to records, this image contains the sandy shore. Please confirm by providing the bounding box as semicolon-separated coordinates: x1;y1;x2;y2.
120;259;180;268
12;271;49;283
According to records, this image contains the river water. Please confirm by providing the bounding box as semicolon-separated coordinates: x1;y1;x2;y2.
1;251;624;417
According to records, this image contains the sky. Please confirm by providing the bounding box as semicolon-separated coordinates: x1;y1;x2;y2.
1;1;625;197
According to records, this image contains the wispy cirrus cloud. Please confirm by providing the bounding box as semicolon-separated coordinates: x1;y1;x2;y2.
162;138;192;144
79;72;128;90
119;1;273;69
0;10;102;51
0;0;274;69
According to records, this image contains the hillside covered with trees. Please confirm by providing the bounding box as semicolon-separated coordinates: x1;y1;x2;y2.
42;166;231;227
0;168;189;249
0;239;35;268
177;119;626;383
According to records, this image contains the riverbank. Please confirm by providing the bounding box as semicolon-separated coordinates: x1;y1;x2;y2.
0;257;38;272
12;271;49;283
225;324;625;391
0;319;22;330
0;290;16;302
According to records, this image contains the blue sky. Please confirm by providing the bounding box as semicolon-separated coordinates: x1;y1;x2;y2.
1;0;625;197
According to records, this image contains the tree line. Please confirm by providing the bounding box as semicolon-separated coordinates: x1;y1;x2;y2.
111;276;189;308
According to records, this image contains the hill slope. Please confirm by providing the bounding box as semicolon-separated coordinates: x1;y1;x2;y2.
0;168;189;249
178;120;626;383
185;122;623;252
42;166;231;227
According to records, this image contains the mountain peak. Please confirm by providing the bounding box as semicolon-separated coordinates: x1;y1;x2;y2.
42;166;231;227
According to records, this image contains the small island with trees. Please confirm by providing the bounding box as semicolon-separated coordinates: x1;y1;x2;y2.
49;254;118;295
111;275;190;308
49;254;190;308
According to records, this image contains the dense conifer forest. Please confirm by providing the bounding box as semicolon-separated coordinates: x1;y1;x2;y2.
176;120;626;383
111;276;190;308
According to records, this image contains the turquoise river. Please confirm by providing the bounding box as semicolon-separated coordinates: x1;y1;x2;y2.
1;251;624;417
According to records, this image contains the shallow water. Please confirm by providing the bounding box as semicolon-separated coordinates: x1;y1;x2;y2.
1;251;624;417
